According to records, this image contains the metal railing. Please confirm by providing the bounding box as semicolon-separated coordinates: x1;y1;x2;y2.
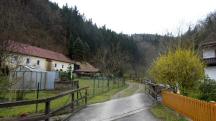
203;57;216;65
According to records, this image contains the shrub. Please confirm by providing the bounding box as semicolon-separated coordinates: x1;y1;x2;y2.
149;49;205;94
199;76;216;101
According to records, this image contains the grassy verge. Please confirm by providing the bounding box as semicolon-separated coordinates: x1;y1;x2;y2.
111;82;145;99
121;83;145;97
88;85;128;104
78;77;125;97
150;104;188;121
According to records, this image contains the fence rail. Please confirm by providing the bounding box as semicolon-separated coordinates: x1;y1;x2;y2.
162;91;216;121
0;87;89;121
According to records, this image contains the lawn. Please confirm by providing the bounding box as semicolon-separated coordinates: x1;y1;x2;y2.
77;77;128;104
78;77;125;96
88;85;128;104
0;77;126;118
150;104;188;121
0;91;71;118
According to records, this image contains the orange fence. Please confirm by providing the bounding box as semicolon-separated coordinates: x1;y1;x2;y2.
162;91;216;121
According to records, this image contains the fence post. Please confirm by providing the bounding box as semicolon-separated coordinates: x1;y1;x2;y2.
93;77;95;96
98;78;100;88
85;88;88;105
107;77;110;90
71;92;74;111
35;82;40;113
77;90;79;106
117;78;119;88
45;101;50;121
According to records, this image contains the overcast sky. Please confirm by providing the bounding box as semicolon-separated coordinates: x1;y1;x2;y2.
50;0;216;35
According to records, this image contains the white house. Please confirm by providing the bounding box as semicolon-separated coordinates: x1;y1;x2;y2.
6;40;74;72
202;41;216;81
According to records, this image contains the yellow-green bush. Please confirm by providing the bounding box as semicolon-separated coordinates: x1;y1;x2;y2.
149;49;205;94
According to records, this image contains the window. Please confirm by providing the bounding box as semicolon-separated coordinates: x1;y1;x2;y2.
55;63;57;67
62;65;64;68
12;56;18;63
37;60;40;65
74;64;80;70
26;58;30;64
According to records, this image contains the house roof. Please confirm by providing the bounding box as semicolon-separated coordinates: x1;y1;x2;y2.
7;40;73;63
74;61;99;73
201;33;216;48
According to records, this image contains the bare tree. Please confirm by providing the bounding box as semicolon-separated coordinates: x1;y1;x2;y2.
94;43;129;86
95;44;129;76
0;40;25;100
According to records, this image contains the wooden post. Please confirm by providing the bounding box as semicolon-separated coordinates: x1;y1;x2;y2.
77;90;79;106
44;72;47;89
36;72;38;89
71;92;74;111
35;82;40;113
97;78;100;88
93;77;95;96
118;78;119;88
45;101;50;121
107;77;110;90
77;80;80;89
85;88;87;105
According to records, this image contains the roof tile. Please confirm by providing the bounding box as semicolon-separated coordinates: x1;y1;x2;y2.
7;40;73;63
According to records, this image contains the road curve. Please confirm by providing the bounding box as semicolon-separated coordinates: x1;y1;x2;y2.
68;93;158;121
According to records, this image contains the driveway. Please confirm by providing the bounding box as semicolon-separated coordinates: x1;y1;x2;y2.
68;93;158;121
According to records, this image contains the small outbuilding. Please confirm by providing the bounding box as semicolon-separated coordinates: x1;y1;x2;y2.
74;62;99;76
10;65;59;90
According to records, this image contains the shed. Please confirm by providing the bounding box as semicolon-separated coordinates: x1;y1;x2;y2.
10;65;58;90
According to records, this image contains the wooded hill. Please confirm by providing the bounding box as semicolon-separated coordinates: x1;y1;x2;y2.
183;11;216;48
0;0;140;73
1;0;214;77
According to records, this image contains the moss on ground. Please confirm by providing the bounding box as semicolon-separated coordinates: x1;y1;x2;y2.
150;104;188;121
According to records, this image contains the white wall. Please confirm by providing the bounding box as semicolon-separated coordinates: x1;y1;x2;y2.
205;67;216;81
21;55;48;71
7;53;74;72
51;60;74;72
7;54;48;71
203;48;215;58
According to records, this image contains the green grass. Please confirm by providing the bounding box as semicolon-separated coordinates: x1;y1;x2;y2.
111;82;145;98
150;104;188;121
78;77;128;104
119;83;144;97
88;85;128;104
0;77;126;118
0;92;71;118
78;77;125;97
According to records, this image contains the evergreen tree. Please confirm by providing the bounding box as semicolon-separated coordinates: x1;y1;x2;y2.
70;37;89;61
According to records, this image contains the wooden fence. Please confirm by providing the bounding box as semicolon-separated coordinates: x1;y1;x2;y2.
0;87;89;121
162;91;216;121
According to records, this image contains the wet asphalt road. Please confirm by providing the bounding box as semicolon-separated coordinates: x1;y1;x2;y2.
68;93;158;121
